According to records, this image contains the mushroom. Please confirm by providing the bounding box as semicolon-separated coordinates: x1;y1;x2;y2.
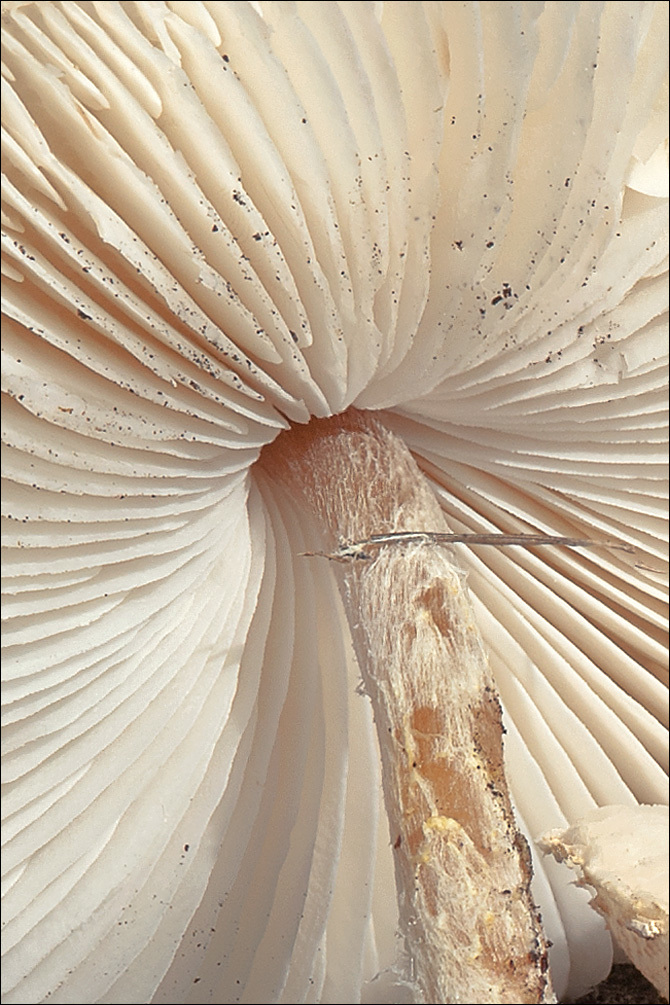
540;804;669;1000
1;3;667;1004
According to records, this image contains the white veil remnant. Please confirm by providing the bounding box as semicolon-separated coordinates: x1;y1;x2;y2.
2;3;667;1003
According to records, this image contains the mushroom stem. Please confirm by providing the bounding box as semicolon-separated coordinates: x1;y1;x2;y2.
260;409;555;1004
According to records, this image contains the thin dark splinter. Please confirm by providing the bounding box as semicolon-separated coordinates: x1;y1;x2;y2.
302;531;638;561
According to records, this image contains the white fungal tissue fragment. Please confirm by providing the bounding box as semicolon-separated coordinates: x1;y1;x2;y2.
541;804;669;1000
